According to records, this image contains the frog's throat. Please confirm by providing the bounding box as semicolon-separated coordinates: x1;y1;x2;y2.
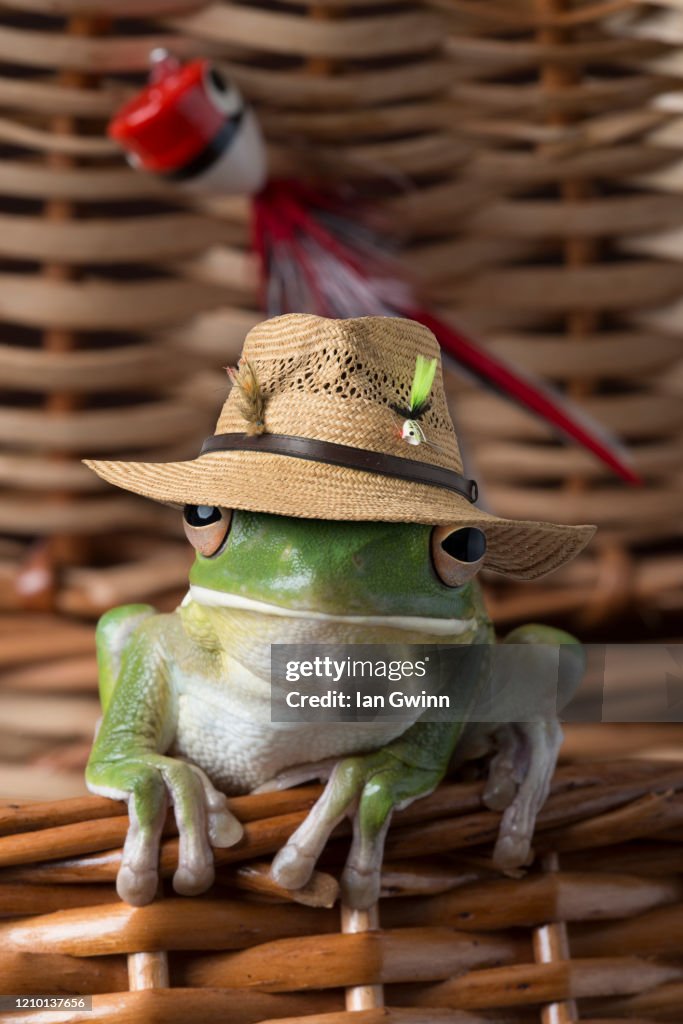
182;585;477;638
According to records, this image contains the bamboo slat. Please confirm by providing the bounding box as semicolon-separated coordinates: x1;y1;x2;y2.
0;276;225;331
0;342;198;393
0;161;170;200
225;60;454;110
1;762;681;882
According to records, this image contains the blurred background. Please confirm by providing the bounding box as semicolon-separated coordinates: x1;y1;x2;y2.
0;0;681;799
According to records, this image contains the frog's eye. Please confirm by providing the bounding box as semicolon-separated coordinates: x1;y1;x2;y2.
183;505;232;557
431;526;487;587
204;67;243;118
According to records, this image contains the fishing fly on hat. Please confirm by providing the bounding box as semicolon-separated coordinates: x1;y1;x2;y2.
84;314;595;580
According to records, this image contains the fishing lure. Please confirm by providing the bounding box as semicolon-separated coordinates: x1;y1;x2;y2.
108;50;266;195
108;60;641;486
392;355;437;446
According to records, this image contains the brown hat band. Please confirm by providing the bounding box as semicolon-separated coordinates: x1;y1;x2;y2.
200;432;479;503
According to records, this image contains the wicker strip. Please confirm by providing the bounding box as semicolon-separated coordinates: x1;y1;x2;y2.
0;161;170;200
164;6;446;58
1;0;207;13
0;25;210;73
224;60;453;109
0;213;230;262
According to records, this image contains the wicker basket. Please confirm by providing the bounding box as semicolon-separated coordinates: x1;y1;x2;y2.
415;0;683;627
1;1;681;798
165;0;683;630
0;0;232;622
0;1;249;798
0;759;682;1022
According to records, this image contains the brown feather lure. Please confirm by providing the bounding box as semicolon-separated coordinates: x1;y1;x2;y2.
227;359;266;435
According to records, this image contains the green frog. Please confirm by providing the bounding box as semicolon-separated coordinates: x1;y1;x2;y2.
84;312;594;910
86;506;583;908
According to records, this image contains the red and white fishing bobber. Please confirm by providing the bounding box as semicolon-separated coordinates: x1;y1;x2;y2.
109;50;267;195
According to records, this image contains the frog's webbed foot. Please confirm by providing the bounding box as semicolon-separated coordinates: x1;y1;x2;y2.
477;625;584;872
481;718;563;872
89;756;243;906
269;751;440;909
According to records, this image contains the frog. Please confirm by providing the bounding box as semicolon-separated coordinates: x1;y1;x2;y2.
86;504;584;908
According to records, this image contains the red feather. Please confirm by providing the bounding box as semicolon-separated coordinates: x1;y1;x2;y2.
407;309;641;486
252;182;642;485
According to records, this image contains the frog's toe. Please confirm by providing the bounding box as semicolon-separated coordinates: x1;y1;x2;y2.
271;758;364;890
493;833;533;872
491;718;563;873
173;856;215;896
209;809;244;848
340;862;380;909
118;775;167;906
483;725;528;812
341;783;394;908
117;862;159;907
342;762;439;908
164;762;218;897
271;842;318;891
184;762;243;848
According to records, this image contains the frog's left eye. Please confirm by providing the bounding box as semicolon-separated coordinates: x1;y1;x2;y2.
183;505;232;557
204;67;243;118
431;525;486;587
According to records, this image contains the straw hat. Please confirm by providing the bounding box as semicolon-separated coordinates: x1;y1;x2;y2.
85;314;595;579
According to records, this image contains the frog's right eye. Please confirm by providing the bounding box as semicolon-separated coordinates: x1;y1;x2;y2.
183;505;232;557
431;525;487;587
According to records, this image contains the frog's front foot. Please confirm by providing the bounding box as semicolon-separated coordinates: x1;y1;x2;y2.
482;718;563;871
87;755;243;905
267;750;441;909
475;624;584;872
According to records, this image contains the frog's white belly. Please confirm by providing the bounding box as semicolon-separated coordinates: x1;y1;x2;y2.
172;689;408;793
170;595;459;793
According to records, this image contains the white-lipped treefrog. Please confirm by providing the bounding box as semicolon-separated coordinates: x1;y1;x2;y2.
87;507;583;907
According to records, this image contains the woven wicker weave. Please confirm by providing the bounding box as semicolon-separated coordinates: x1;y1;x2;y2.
0;0;229;620
1;1;681;799
420;0;683;626
0;759;682;1022
166;0;683;629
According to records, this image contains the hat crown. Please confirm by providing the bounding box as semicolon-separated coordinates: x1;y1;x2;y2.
216;314;463;472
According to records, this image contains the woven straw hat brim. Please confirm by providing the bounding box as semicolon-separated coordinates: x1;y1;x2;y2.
84;451;595;581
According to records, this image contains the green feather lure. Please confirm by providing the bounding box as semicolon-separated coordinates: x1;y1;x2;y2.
408;355;437;416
